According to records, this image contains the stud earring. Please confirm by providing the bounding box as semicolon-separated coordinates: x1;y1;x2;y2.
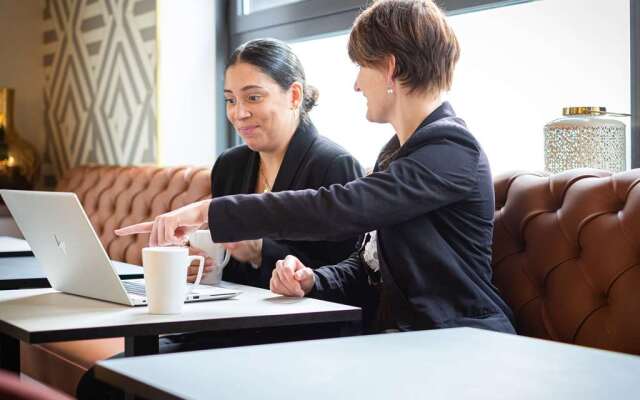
386;87;394;95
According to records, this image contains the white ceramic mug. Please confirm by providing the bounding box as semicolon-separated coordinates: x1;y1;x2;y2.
188;229;230;285
142;247;204;314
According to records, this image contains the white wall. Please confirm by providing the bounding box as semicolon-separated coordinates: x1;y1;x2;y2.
157;0;217;167
0;0;45;154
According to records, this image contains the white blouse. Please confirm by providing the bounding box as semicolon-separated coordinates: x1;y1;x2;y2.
362;231;380;273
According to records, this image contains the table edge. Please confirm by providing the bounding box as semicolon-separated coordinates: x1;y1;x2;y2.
12;308;361;343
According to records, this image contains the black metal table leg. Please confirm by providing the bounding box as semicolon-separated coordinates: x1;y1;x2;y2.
125;335;160;357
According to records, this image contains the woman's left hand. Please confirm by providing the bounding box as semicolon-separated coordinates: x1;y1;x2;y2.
223;239;263;268
270;255;315;297
115;200;211;246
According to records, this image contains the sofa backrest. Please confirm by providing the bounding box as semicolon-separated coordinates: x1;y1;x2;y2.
493;169;640;354
56;165;211;265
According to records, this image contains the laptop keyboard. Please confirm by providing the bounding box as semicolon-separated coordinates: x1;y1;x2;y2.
122;280;146;296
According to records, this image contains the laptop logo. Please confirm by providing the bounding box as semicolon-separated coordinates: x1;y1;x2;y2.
54;234;67;255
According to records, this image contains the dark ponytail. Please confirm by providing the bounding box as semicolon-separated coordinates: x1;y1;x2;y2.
226;38;318;124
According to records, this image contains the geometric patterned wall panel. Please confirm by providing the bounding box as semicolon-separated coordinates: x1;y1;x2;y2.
43;0;156;177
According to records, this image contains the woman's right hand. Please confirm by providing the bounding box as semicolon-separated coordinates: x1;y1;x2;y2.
115;200;211;246
270;255;315;297
188;245;215;283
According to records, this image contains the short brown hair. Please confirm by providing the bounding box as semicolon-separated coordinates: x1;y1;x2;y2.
348;0;460;94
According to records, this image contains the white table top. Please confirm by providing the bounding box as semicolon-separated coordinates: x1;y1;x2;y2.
0;236;30;253
96;327;640;400
0;283;360;342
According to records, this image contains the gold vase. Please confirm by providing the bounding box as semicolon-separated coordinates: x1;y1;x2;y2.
0;88;40;190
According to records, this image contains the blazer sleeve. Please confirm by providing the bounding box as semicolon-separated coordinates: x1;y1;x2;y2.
210;139;479;243
309;250;372;307
222;249;373;315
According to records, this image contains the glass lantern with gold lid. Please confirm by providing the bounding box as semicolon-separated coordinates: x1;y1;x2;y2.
543;106;629;173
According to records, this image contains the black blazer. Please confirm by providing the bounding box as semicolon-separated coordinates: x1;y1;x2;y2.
211;121;363;288
210;102;515;333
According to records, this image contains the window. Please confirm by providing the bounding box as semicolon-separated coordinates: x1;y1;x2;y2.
240;0;305;15
447;0;630;174
226;0;638;170
290;0;631;173
290;35;392;168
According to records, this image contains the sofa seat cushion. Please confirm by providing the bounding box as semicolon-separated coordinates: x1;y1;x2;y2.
21;338;123;396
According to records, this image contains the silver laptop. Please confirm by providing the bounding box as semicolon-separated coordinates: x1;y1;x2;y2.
0;189;240;306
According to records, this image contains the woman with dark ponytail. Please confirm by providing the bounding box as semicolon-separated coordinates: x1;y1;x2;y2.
77;39;362;400
195;38;363;289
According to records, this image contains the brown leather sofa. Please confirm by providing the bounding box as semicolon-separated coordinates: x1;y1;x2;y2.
20;165;212;396
493;168;640;354
20;166;640;395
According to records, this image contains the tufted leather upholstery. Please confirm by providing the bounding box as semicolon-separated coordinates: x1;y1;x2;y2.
21;165;212;396
56;165;212;265
493;168;640;354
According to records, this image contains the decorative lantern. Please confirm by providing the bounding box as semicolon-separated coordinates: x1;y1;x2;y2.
544;107;629;173
0;88;39;196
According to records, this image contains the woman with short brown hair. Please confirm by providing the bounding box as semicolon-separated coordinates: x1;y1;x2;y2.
348;0;459;95
118;0;515;334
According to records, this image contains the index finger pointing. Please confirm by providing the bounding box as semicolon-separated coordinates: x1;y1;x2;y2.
115;222;154;236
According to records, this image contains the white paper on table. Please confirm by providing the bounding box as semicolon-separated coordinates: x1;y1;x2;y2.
0;236;31;252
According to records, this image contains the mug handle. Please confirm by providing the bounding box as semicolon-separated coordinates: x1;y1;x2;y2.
186;255;205;293
221;248;231;268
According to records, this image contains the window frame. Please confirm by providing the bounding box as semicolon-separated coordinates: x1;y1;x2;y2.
631;0;639;167
215;1;231;157
229;0;536;48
